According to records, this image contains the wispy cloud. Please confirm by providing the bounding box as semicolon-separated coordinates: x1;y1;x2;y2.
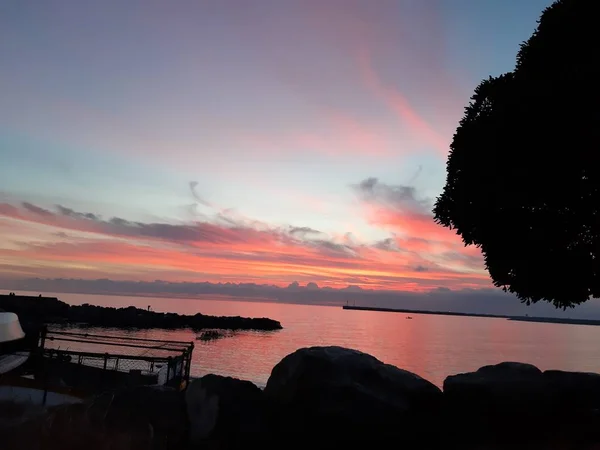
0;198;489;291
357;47;451;154
189;181;212;208
22;202;53;217
289;226;322;236
239;110;394;158
352;177;485;273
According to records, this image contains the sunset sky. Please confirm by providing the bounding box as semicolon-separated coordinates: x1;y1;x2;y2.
0;0;554;293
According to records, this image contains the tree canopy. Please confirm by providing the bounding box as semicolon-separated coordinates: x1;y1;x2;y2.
433;0;600;309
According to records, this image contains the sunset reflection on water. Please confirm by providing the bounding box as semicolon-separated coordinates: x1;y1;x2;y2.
40;292;600;387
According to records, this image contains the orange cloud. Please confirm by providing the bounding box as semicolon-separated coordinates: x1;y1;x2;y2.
0;201;489;292
352;177;485;274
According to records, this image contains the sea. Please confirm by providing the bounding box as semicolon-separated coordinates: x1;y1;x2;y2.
18;292;600;388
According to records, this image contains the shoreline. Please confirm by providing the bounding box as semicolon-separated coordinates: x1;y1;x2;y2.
5;346;600;449
342;305;600;326
0;294;283;331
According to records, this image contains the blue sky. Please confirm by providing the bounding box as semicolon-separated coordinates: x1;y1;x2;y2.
0;0;554;290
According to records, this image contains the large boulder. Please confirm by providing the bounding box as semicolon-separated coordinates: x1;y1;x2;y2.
541;370;600;447
543;370;600;413
444;364;600;448
264;346;442;444
444;362;546;412
444;362;552;446
185;378;219;446
444;362;548;420
191;374;273;446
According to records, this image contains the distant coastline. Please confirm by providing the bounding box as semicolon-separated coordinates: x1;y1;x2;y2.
342;305;600;327
5;279;600;322
0;294;283;331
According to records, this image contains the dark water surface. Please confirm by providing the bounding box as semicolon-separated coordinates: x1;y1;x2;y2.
27;292;600;387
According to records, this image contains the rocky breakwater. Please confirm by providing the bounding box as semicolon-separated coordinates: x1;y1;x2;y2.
444;362;600;448
264;346;443;445
0;294;282;331
187;348;600;449
185;346;445;448
5;345;600;449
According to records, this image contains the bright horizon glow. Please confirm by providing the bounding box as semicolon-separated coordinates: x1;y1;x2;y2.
0;0;554;294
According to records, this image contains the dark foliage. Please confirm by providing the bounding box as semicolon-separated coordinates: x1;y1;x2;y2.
434;0;600;308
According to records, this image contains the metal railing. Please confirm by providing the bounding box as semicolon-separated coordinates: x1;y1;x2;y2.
37;328;194;395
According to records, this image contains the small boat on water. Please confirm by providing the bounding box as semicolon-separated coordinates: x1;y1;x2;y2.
197;330;228;341
406;316;413;319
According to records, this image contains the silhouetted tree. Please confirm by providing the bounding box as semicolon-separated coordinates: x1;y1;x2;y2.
433;0;600;309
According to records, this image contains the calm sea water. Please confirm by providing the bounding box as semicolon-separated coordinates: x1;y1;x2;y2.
27;292;600;387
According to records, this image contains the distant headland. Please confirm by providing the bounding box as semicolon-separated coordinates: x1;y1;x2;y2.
0;294;282;331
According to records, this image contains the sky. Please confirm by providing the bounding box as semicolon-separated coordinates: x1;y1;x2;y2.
0;0;557;300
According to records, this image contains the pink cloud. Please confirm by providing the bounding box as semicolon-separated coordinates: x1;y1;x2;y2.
357;46;451;154
352;178;486;276
239;110;393;158
0;200;490;291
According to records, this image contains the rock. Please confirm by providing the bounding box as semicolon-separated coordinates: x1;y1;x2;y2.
409;364;600;449
543;370;600;413
185;378;219;445
541;371;600;446
443;362;550;446
197;375;273;445
444;361;545;407
264;346;442;444
0;294;282;331
96;386;189;449
444;361;545;411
